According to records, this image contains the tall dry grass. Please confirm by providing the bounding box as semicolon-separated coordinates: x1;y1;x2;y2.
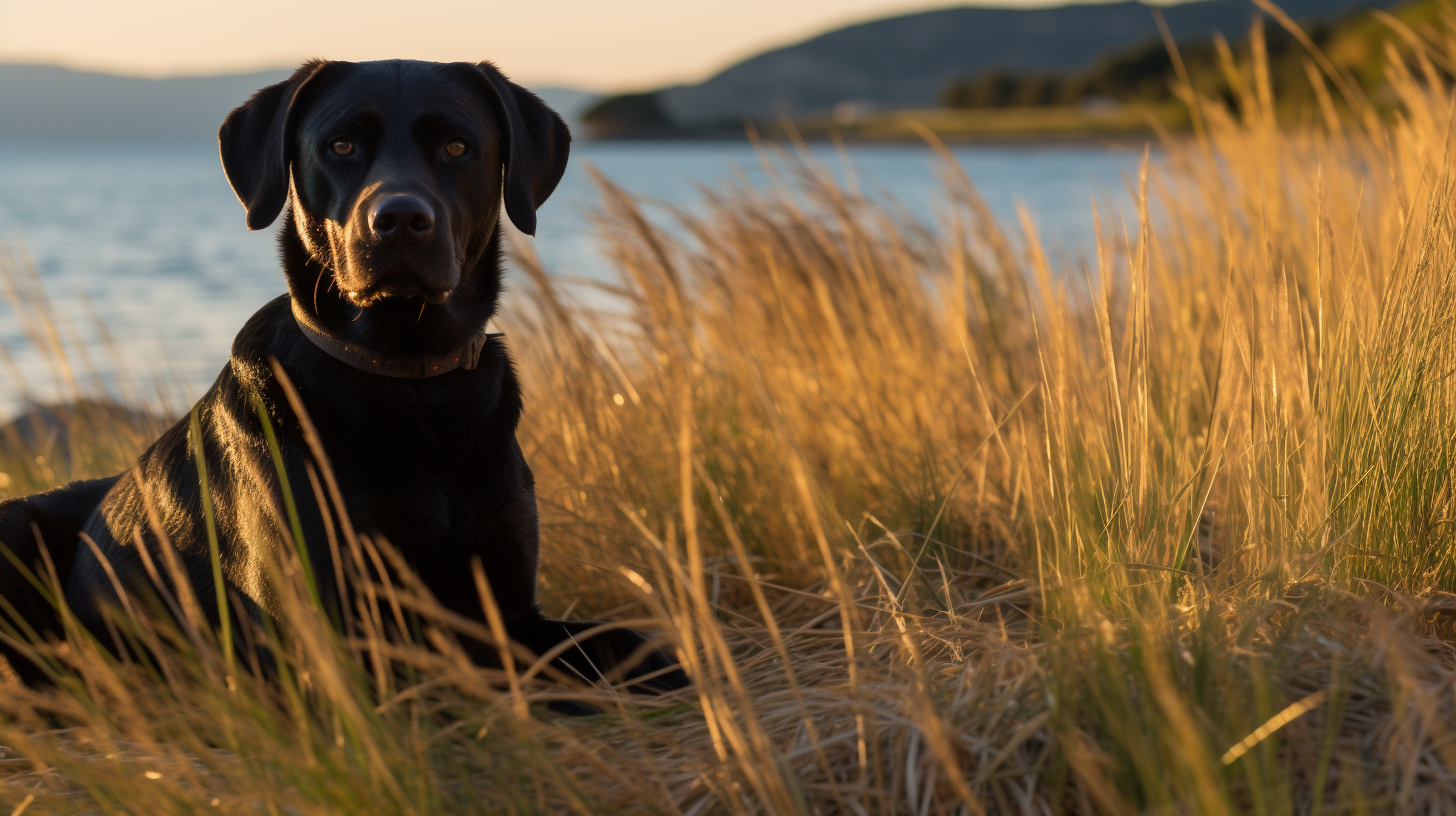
4;7;1456;813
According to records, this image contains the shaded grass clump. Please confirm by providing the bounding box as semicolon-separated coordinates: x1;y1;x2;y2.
6;8;1456;813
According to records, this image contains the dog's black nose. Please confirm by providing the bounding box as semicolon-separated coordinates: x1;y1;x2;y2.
369;195;435;243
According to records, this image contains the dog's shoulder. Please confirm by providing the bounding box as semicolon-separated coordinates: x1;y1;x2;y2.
222;295;334;412
227;295;296;380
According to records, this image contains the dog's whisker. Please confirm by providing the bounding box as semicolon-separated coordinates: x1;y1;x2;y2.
313;267;327;314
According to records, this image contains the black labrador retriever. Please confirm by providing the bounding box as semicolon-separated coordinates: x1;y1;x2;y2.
0;59;688;693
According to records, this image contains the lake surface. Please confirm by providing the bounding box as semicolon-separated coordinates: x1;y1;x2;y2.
0;140;1148;416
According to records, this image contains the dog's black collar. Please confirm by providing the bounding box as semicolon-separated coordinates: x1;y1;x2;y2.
290;299;502;379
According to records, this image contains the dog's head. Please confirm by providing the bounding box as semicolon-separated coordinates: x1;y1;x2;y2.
219;60;568;343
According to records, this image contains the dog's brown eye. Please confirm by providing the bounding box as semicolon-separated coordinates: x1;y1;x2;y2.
331;139;354;156
445;141;467;158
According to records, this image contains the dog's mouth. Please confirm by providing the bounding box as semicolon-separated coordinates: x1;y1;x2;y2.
343;284;453;308
337;260;458;308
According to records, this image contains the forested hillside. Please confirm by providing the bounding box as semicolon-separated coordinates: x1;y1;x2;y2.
584;0;1406;138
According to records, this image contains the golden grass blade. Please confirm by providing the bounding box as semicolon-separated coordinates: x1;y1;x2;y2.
1221;690;1328;766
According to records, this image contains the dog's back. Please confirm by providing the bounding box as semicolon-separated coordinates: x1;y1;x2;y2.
0;475;119;681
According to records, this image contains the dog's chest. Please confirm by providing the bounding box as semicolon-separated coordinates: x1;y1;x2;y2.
329;424;509;545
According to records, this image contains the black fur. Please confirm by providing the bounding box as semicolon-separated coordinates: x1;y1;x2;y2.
0;60;687;694
0;476;119;682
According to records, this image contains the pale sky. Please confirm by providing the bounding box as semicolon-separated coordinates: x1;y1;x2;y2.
0;0;1186;91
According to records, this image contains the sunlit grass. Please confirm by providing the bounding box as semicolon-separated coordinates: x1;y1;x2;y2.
5;10;1456;813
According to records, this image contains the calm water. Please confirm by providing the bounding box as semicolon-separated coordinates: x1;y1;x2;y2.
0;140;1148;415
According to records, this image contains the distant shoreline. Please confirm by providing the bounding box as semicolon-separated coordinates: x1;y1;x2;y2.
0;134;1162;150
582;100;1187;149
580;127;1170;151
587;132;1165;149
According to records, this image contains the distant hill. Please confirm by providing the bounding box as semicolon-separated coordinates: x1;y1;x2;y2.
585;0;1402;136
794;0;1443;143
0;65;292;141
0;64;598;142
533;87;605;129
939;0;1444;113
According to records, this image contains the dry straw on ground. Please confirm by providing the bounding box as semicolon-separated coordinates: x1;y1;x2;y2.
5;7;1456;814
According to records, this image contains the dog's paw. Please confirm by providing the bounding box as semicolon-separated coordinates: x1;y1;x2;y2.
624;642;691;693
515;615;693;694
580;626;691;693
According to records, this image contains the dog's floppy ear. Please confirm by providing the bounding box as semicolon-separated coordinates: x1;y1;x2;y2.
473;62;571;236
218;60;333;231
